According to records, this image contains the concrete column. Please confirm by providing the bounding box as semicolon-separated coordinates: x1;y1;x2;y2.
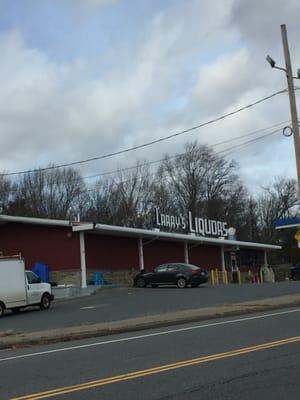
221;245;225;272
184;242;189;264
264;250;268;267
138;237;144;271
79;232;87;288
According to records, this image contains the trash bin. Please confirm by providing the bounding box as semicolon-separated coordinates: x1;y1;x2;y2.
94;272;104;285
232;270;239;283
32;262;49;283
261;266;273;283
260;267;266;282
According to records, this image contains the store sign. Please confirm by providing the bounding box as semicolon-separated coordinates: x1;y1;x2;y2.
154;207;228;238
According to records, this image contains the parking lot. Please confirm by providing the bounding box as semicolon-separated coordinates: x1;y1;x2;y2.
1;281;300;335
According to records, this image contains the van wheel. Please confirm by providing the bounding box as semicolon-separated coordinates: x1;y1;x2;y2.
40;294;51;310
0;302;5;317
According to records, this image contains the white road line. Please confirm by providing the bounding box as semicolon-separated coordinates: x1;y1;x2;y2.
1;308;300;363
79;304;109;310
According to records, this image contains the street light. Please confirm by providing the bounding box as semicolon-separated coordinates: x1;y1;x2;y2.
266;54;299;77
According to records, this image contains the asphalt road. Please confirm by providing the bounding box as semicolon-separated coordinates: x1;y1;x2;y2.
1;307;300;399
1;281;300;334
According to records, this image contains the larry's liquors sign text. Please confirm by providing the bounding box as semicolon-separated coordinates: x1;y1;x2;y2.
155;207;228;238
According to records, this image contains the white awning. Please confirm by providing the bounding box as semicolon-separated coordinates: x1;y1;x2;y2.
72;222;281;251
0;214;281;251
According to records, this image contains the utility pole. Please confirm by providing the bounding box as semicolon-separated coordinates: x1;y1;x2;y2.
280;24;300;196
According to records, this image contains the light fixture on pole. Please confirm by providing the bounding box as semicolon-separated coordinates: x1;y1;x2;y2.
266;54;299;76
266;55;276;68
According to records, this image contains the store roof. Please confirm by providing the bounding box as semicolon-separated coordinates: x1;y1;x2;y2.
73;222;281;251
0;214;281;251
0;214;71;227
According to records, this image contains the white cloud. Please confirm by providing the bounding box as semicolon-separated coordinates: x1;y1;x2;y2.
77;0;119;8
0;0;299;193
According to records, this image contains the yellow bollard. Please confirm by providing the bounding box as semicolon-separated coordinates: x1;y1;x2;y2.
215;269;219;285
223;270;228;285
259;269;263;283
210;269;215;286
248;270;252;284
237;270;241;285
271;269;275;283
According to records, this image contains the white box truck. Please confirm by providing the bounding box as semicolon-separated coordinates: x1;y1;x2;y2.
0;256;54;317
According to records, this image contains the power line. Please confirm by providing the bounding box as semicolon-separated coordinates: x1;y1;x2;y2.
0;88;287;177
5;127;282;196
218;129;281;155
83;119;290;180
86;127;281;192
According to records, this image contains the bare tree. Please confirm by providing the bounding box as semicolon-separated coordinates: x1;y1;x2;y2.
156;141;245;220
240;197;260;241
0;175;16;213
256;177;298;242
10;167;85;219
85;162;155;227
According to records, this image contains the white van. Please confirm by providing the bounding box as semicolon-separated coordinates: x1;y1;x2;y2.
0;256;54;317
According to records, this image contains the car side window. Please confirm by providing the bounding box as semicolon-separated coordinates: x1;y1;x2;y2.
166;265;179;272
155;265;167;273
176;265;184;271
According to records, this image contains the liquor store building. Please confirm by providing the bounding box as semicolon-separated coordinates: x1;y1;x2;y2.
0;215;280;287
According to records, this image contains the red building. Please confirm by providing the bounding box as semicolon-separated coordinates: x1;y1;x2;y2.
0;215;280;286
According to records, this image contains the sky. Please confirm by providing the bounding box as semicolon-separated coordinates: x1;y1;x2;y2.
0;0;300;193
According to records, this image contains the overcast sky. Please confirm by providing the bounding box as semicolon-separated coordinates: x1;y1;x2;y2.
0;0;300;193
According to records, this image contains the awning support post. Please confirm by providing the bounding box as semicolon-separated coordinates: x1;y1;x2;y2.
184;242;189;264
79;232;87;288
264;250;268;267
138;237;144;271
221;245;225;272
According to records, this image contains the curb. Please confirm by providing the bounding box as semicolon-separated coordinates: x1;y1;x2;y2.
1;294;300;350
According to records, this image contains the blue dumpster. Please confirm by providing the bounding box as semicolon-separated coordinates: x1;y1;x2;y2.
32;262;49;283
94;272;104;285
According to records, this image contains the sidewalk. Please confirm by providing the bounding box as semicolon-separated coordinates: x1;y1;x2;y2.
1;293;300;350
52;284;117;299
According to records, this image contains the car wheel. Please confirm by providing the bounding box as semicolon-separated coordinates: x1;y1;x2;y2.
40;294;51;310
177;277;187;288
151;284;158;288
136;277;146;288
0;302;5;318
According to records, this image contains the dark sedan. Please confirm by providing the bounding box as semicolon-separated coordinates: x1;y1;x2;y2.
290;264;300;280
134;263;208;288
